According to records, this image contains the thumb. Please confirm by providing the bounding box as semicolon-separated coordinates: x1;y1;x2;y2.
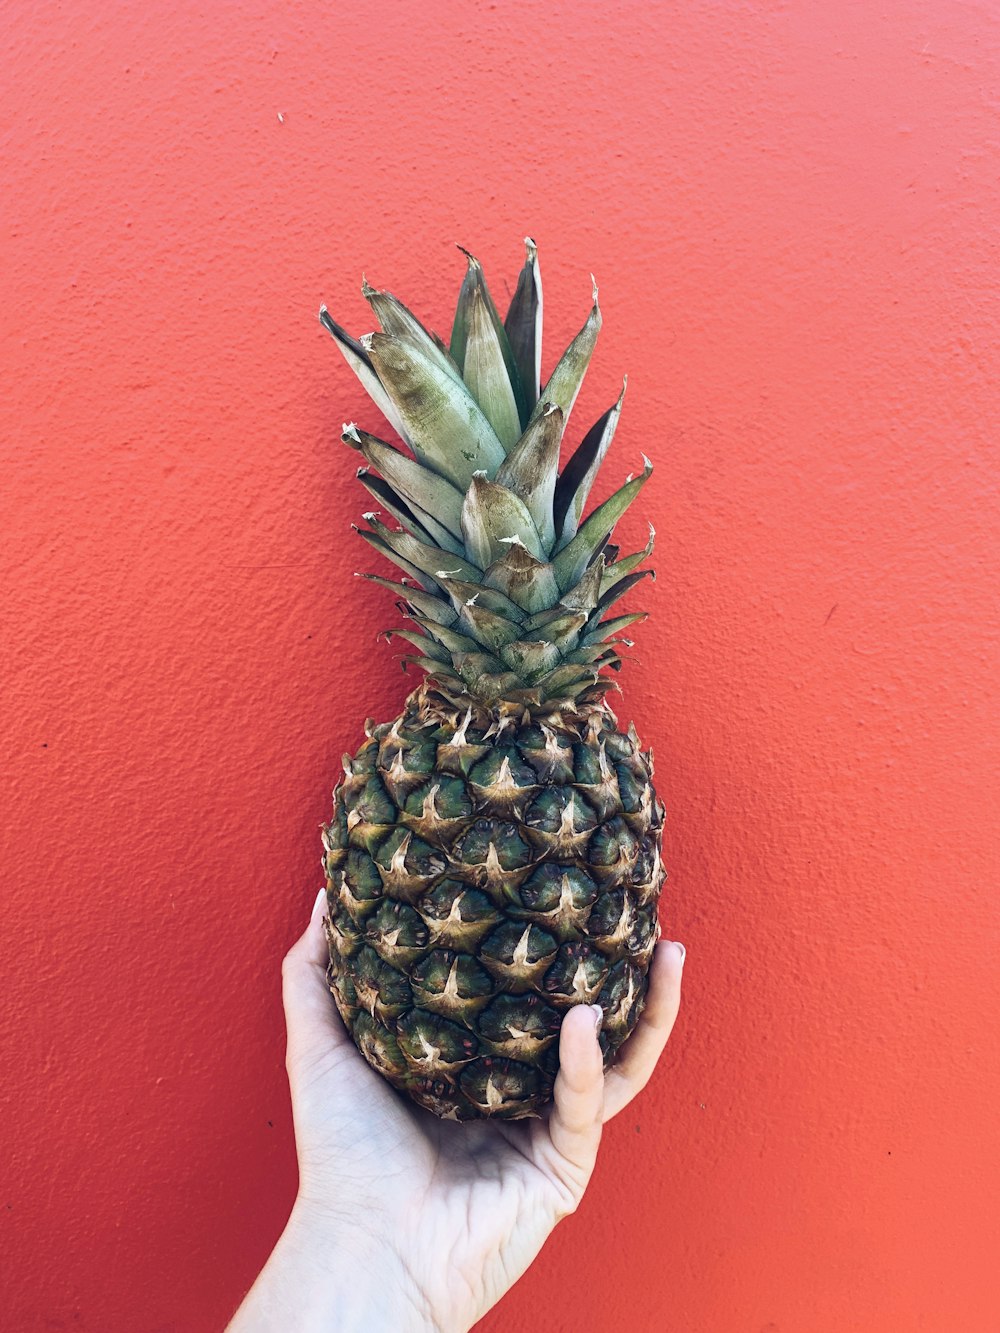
281;887;350;1071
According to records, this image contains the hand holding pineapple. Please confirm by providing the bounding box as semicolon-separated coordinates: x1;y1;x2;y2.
229;240;683;1329
227;890;685;1333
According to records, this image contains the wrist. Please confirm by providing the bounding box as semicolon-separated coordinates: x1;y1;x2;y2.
280;1199;439;1333
228;1198;438;1333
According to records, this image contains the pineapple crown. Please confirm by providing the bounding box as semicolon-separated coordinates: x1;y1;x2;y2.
319;239;654;711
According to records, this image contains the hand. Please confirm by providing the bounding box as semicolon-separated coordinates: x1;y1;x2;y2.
228;888;686;1332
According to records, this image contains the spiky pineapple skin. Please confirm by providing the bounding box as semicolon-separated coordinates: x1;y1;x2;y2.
322;682;665;1120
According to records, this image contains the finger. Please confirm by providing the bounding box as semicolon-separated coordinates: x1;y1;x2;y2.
287;885;330;969
282;887;350;1069
547;1004;605;1180
602;940;685;1121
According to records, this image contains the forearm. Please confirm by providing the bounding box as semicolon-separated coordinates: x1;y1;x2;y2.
226;1201;438;1333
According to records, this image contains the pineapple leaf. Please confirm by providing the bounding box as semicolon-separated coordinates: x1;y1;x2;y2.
494;403;563;553
398;653;463;683
435;575;527;624
563;644;622;669
528;275;601;431
595;567;655;615
319;306;412;446
355;526;439;594
406;616;482;658
355;471;443;550
552;458;652;593
581;611;647;645
359;516;482;591
363;332;506;487
461;476;546;567
552;378;627;549
357;573;457;626
498;639;561;682
388;627;452;664
504;237;543;415
556;557;605;614
450;247;528;431
600;524;655;590
356;469;464;557
343;424;465;543
483;541;560;615
452;659;522;699
462;287;523;451
451;650;510;687
361;277;463;386
539;663;600;700
456;600;522;653
532;608;588;654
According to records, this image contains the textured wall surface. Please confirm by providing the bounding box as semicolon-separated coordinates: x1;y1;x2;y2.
3;2;998;1330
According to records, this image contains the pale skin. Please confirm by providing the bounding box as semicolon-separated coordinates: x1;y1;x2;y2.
227;888;686;1332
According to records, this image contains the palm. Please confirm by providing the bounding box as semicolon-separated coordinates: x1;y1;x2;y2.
284;892;684;1330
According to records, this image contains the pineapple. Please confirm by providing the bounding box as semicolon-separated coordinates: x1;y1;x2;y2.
318;240;665;1120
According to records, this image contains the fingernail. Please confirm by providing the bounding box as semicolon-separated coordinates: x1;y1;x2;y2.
671;940;686;967
312;887;327;918
589;1004;604;1032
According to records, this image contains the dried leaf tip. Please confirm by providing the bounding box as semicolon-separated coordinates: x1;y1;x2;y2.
342;422;362;444
455;244;482;270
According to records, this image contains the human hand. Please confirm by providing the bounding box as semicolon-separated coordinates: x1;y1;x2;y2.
228;888;685;1333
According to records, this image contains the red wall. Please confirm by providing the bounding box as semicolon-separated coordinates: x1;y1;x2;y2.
4;3;998;1330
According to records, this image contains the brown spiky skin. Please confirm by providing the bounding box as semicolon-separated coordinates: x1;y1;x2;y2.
321;681;666;1120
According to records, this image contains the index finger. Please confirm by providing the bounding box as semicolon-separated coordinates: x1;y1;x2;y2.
602;940;685;1121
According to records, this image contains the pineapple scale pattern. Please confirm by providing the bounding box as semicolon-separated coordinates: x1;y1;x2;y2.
322;684;666;1120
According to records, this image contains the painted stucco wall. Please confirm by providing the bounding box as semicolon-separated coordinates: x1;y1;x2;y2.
3;2;998;1329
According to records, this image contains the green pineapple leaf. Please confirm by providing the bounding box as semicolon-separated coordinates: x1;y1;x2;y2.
528;276;601;431
504;237;543;415
594;568;655;617
581;611;647;646
358;515;482;591
497;639;561;683
342;424;465;543
461;475;546;567
450;247;529;429
494;403;563;552
319;306;412;447
483;542;560;615
552;378;627;548
552;457;652;592
361;277;464;386
456;600;522;653
462;286;523;450
363;332;506;486
600;524;655;591
356;573;457;627
434;574;527;624
355;470;465;557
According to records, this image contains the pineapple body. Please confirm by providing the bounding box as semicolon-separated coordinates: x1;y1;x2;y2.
323;682;664;1120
